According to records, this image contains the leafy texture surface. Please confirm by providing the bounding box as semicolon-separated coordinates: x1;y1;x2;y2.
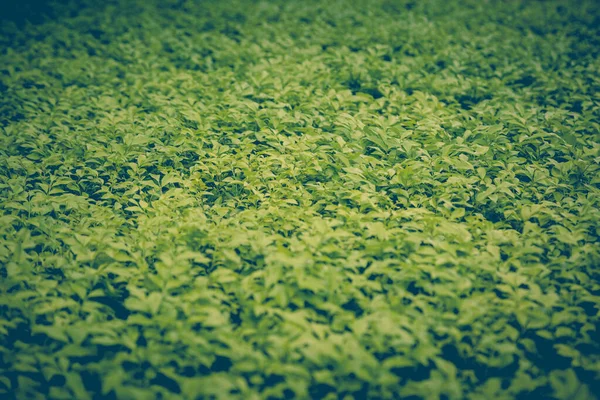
1;0;600;398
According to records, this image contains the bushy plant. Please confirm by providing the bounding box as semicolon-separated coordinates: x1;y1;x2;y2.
1;0;599;398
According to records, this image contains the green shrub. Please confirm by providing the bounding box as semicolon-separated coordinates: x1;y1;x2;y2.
1;0;599;398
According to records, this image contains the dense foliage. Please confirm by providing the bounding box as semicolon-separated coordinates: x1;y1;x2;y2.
1;0;600;398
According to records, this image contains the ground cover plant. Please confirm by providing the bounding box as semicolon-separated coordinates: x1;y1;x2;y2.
1;0;600;398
